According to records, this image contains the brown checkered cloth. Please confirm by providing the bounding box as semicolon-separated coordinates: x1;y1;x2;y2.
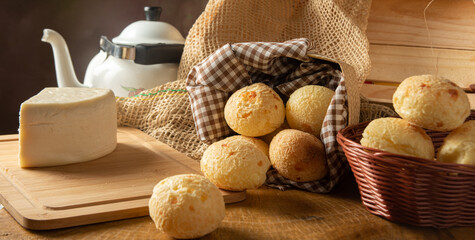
186;38;349;193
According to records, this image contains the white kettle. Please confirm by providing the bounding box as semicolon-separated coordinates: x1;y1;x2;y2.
42;6;185;97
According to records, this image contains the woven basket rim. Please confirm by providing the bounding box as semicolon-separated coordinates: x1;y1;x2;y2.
337;118;475;175
336;111;475;228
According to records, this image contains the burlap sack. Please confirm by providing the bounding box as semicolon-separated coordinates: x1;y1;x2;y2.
116;81;208;160
178;0;372;126
116;0;372;177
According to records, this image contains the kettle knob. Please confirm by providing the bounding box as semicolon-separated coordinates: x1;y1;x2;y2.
144;6;162;21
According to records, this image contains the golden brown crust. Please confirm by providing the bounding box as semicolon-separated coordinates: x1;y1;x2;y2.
148;174;225;239
260;120;290;145
224;83;285;137
201;136;271;191
269;129;328;182
286;85;334;137
226;135;270;158
437;120;475;165
360;118;435;160
393;75;470;131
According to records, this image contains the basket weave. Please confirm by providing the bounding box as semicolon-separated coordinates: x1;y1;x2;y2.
337;111;475;228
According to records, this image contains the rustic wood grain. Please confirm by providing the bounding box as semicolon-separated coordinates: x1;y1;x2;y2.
0;127;244;230
2;0;474;238
360;85;396;104
367;0;475;50
367;44;475;89
1;174;474;239
364;0;475;105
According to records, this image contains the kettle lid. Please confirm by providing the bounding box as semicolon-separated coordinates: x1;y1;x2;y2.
112;7;185;46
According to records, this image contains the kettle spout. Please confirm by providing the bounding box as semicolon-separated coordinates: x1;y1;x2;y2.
42;29;84;88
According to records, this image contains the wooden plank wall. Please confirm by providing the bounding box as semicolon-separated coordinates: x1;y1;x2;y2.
362;0;475;108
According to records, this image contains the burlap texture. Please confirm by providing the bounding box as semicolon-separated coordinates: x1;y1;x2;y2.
178;0;372;126
116;81;208;160
359;98;398;122
116;0;372;162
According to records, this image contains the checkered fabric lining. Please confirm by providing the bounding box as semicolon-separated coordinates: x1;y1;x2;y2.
186;38;348;193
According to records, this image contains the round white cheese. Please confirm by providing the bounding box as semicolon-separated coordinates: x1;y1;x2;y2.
19;87;117;167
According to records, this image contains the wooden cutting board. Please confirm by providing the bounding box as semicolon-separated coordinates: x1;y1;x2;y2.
0;127;245;230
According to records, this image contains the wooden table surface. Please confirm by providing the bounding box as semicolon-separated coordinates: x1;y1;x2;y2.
1;172;473;240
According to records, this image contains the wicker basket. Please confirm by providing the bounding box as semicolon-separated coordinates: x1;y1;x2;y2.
337;111;475;228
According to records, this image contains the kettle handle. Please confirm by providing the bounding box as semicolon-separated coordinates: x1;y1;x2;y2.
145;6;162;21
134;43;184;65
100;35;184;65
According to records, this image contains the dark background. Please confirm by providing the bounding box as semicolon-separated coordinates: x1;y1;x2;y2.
0;0;207;134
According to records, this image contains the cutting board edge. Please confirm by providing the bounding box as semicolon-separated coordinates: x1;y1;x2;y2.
0;171;151;230
1;177;246;230
0;127;246;230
